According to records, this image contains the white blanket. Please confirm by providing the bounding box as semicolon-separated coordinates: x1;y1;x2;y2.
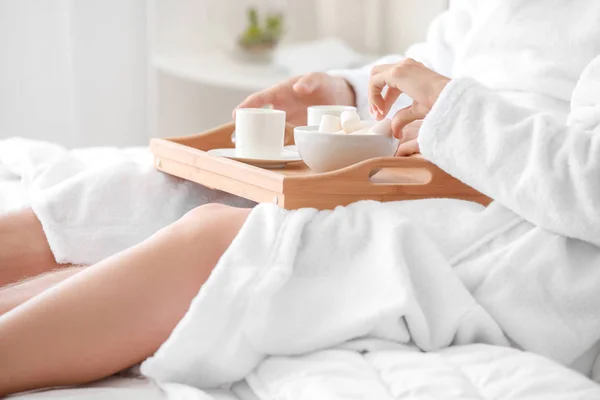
245;345;600;400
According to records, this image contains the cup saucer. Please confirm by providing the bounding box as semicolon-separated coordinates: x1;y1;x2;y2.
207;147;302;169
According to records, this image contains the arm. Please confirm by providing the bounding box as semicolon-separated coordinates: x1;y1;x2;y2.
419;78;600;246
329;5;475;118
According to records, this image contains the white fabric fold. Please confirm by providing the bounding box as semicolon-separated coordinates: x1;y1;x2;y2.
0;138;254;265
419;76;600;246
247;345;600;400
141;200;514;388
330;0;600;121
141;198;600;388
416;53;600;377
569;55;600;134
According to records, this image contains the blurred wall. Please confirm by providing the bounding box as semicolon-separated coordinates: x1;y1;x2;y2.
152;0;448;55
0;0;148;147
151;0;448;137
0;0;76;145
0;0;446;147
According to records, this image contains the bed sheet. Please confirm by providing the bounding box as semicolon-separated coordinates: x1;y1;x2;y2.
7;375;241;400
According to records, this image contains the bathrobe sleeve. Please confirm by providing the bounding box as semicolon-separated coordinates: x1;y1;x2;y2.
419;78;600;246
328;5;475;118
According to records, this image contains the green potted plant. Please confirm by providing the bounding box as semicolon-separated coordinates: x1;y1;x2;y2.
238;7;284;61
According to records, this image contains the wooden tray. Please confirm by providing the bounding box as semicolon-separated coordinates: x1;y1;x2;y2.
150;122;491;210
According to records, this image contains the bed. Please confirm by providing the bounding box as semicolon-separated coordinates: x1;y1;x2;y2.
2;141;599;399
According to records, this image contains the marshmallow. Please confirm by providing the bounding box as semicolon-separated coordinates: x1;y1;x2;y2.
343;119;363;134
370;118;392;136
340;109;362;133
350;127;372;135
318;115;342;133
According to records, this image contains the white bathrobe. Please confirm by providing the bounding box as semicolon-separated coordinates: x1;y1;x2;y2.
2;0;598;267
332;0;600;121
139;54;600;389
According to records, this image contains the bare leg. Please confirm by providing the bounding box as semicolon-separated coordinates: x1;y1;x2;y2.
0;267;82;315
0;208;67;286
0;203;251;396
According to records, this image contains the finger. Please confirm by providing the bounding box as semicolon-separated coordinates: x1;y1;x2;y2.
370;63;395;76
391;104;427;139
370;65;407;119
368;64;395;117
369;71;393;119
395;139;420;156
383;87;402;116
293;73;322;95
400;120;422;143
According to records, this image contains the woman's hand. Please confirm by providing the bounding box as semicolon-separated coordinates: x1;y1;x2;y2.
394;120;422;156
368;59;450;142
234;73;356;126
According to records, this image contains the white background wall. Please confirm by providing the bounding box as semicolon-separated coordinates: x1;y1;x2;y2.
0;0;148;147
151;0;447;55
0;0;446;147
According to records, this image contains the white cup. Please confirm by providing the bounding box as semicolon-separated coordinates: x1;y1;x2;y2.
307;105;357;126
235;108;286;159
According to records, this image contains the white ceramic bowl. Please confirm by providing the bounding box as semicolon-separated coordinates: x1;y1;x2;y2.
294;126;399;173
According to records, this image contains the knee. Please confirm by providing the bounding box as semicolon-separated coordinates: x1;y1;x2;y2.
181;203;236;226
174;204;251;246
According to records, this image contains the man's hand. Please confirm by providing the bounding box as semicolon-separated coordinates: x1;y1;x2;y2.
234;73;356;126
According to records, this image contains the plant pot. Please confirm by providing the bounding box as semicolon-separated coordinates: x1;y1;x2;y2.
237;41;278;63
236;3;284;63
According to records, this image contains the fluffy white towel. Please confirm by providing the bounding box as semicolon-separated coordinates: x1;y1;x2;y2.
0;138;254;265
569;54;600;134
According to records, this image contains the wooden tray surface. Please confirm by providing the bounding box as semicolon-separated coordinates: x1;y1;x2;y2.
151;122;491;210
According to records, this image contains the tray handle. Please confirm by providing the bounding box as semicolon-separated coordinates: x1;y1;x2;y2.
333;155;449;186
